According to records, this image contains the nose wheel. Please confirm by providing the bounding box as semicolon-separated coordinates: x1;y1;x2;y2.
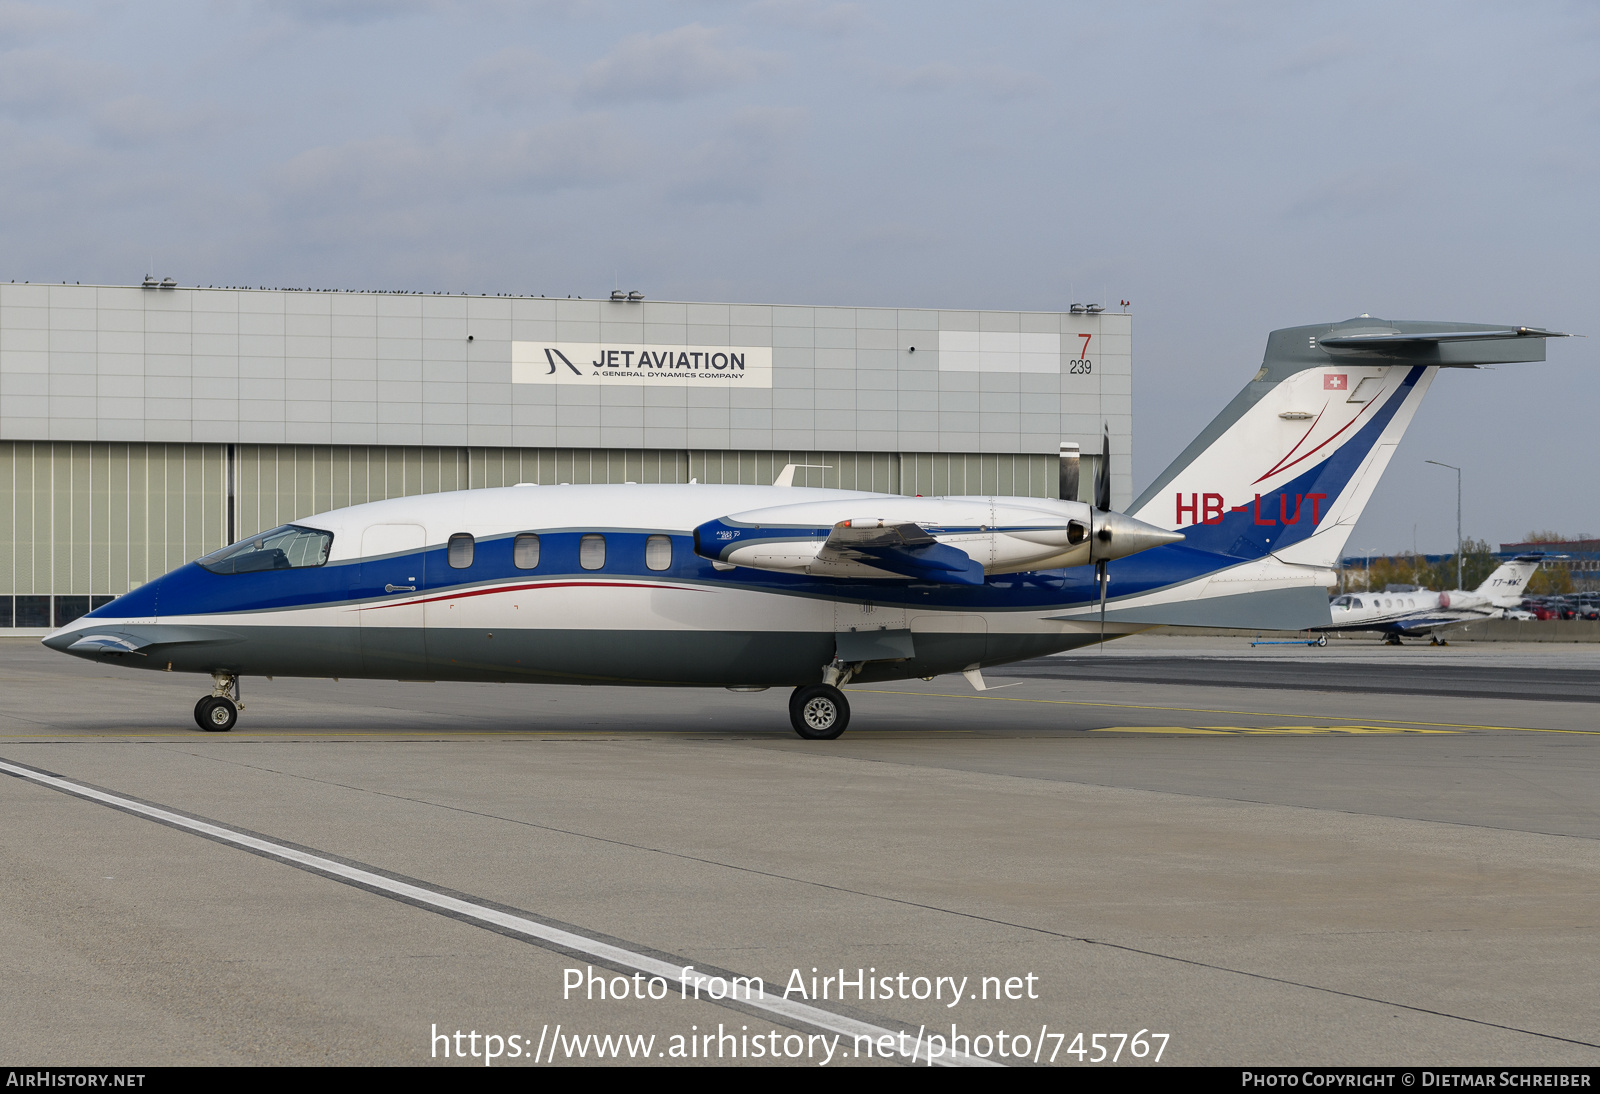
789;684;850;740
194;672;242;732
194;696;238;732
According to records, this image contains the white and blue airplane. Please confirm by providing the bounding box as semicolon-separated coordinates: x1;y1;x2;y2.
44;316;1565;739
1325;555;1546;644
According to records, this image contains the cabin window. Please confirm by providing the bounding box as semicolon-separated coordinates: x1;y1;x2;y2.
513;533;540;569
448;533;475;569
645;535;672;571
198;525;333;574
1351;598;1364;609
579;534;606;570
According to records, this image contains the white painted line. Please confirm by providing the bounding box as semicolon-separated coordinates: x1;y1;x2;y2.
0;757;998;1067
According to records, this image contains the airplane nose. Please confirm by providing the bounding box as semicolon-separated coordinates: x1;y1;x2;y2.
1091;511;1185;562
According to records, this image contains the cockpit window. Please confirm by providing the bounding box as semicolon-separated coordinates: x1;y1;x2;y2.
199;525;333;574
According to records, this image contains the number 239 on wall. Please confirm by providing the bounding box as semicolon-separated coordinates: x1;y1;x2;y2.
1069;333;1093;374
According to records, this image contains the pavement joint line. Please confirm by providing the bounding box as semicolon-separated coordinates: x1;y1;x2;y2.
846;689;1600;734
0;753;993;1069
86;745;1600;1049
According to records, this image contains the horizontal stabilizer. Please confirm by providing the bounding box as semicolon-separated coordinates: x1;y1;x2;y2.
1313;320;1567;367
1050;585;1332;631
1320;327;1566;347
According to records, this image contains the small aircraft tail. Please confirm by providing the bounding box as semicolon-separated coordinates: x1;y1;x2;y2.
1472;554;1544;603
1094;318;1566;631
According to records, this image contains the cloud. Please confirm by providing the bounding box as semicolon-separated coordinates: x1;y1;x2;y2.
0;54;224;147
871;62;1048;100
667;105;806;204
1282;165;1422;220
464;46;568;110
1270;35;1362;77
0;1;80;45
273;114;638;210
577;24;774;104
260;0;449;25
90;95;227;148
0;49;115;118
851;222;936;251
745;0;865;37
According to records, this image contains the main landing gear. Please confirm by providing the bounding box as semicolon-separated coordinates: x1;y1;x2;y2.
790;685;849;740
194;672;242;732
789;658;857;740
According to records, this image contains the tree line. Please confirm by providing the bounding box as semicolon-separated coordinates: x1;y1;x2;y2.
1346;538;1572;595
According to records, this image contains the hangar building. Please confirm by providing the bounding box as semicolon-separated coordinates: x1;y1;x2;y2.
0;282;1132;631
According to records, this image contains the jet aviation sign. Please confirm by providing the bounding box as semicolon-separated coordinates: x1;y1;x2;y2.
512;342;773;388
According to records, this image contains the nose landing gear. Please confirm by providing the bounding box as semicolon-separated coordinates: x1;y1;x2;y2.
194;673;242;732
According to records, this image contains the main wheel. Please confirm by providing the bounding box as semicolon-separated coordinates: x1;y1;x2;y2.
789;684;850;740
197;696;237;732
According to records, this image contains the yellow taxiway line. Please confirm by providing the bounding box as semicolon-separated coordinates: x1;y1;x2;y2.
846;687;1600;735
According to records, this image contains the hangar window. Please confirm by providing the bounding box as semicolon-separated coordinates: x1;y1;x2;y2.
448;533;475;569
645;535;672;571
513;533;540;569
580;534;606;570
199;525;333;574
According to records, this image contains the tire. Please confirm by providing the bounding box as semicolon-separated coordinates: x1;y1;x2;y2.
193;696;213;731
198;696;237;732
789;684;850;740
1316;635;1328;647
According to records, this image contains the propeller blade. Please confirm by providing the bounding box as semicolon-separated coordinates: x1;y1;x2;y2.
1095;424;1111;512
1097;559;1108;649
1059;441;1080;501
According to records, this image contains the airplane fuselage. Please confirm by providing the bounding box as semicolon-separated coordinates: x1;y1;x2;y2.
49;484;1151;688
1324;591;1505;636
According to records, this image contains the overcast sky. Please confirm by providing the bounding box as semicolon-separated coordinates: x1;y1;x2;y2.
3;0;1596;553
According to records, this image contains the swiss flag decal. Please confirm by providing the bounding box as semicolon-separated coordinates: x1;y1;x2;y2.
1324;374;1347;390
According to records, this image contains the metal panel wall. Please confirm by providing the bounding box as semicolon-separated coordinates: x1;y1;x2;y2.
0;285;1131;508
1;442;225;598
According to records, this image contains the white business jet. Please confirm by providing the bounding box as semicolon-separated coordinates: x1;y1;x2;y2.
1325;555;1545;643
45;316;1565;738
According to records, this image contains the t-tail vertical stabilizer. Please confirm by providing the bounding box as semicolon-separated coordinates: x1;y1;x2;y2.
1471;554;1544;605
1105;317;1566;630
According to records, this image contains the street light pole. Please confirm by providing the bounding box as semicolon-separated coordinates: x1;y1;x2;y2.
1426;460;1462;590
